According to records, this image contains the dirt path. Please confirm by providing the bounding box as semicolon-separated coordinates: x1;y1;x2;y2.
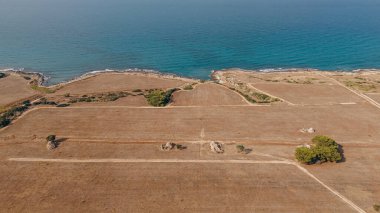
6;157;366;213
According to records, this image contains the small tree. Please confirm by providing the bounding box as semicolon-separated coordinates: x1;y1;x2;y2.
46;135;56;142
295;135;343;164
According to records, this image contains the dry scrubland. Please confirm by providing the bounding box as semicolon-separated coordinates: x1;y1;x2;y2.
1;70;380;212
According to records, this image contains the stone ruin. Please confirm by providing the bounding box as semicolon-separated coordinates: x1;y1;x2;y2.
160;142;175;151
160;142;187;151
210;141;224;153
299;127;316;134
46;141;57;150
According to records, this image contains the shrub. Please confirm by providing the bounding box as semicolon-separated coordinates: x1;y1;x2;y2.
0;116;11;128
22;100;31;107
183;85;193;90
0;73;6;78
56;103;70;107
132;89;142;92
295;147;316;164
64;93;70;97
145;88;178;107
46;135;56;142
236;144;245;153
374;204;380;212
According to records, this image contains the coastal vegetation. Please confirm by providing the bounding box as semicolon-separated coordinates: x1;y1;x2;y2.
183;84;194;90
145;88;178;107
30;84;55;94
0;72;6;78
0;101;30;128
68;92;131;103
295;135;343;164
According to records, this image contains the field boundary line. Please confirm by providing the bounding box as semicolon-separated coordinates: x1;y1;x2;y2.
294;163;366;213
319;73;380;109
7;157;291;164
7;157;366;212
248;84;296;105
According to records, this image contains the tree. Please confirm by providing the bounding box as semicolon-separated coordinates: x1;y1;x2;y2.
295;135;343;164
46;135;56;142
295;147;316;164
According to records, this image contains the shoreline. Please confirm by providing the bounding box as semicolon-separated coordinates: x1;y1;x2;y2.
2;67;380;88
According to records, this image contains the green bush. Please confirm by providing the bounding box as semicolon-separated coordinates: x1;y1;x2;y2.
0;73;5;78
0;116;10;128
236;144;245;153
295;135;343;164
145;88;178;107
46;135;56;142
295;147;316;164
183;85;193;90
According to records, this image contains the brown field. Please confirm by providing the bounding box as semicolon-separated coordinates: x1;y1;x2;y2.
1;70;380;212
53;72;192;95
0;162;354;213
366;93;380;104
2;103;380;144
171;83;248;106
0;74;39;106
252;83;364;105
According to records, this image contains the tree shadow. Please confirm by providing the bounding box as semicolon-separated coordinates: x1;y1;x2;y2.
244;148;253;154
54;138;68;148
337;144;346;163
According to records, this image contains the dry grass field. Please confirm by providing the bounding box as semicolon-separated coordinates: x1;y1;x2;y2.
2;103;380;144
53;72;192;95
1;70;380;212
0;74;39;107
171;83;248;106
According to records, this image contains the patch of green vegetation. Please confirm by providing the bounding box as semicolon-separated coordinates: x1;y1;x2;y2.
236;90;256;103
0;72;6;79
183;84;194;90
68;92;130;103
145;88;178;107
344;80;376;92
236;144;245;153
295;135;343;165
30;85;55;94
0;101;31;128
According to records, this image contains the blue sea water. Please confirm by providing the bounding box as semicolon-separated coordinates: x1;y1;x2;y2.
1;0;380;83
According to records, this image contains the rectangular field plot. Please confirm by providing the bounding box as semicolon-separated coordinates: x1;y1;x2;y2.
0;162;354;212
252;83;364;105
1;104;380;144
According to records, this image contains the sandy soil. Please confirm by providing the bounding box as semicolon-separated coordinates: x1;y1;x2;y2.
366;93;380;104
53;72;192;95
0;74;39;106
171;83;248;106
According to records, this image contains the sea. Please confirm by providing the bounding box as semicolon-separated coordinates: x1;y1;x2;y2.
1;0;380;84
